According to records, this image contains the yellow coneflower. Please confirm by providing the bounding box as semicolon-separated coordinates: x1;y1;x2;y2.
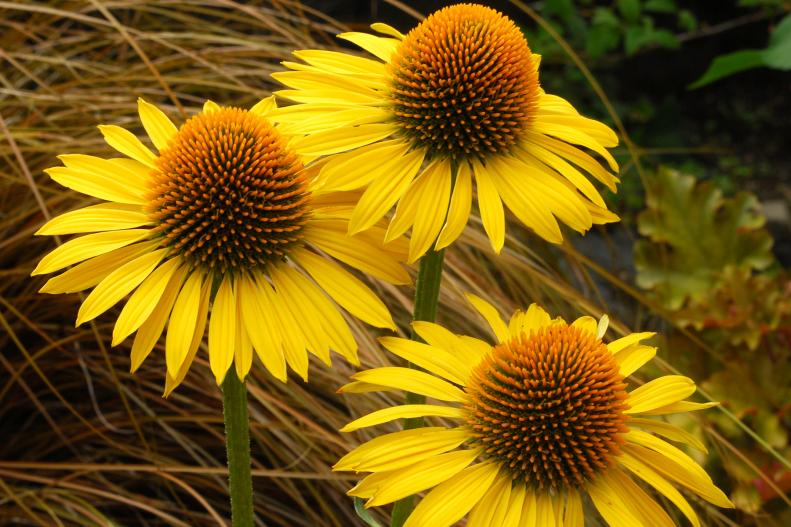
272;3;620;262
32;97;409;394
335;295;733;526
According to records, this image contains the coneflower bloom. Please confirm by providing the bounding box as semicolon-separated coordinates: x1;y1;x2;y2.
335;295;732;526
32;98;409;394
272;3;620;262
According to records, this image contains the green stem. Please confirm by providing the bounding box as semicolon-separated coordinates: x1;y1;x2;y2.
390;247;446;527
222;370;254;526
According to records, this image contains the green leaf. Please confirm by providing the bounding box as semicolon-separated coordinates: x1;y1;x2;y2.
678;10;698;32
634;168;775;310
644;0;677;13
545;0;574;23
617;0;641;23
764;13;791;69
688;49;766;89
354;497;383;527
592;6;619;27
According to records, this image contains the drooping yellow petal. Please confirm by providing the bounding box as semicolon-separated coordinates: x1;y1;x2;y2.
467;471;512;527
472;159;505;253
341;404;464;432
518;491;537;527
112;256;181;345
33;229;151;276
97;125;157;168
351;367;467;403
378;337;469;385
292;49;387;76
234;298;253;382
237;274;286;382
629;418;707;453
334;427;469;472
348;147;425;234
370;22;406;40
75;248;166;326
587;474;644;527
623;435;733;508
137;98;177;151
410;159;452;262
535;493;557;527
208;277;237;385
295;250;394;329
264;278;309;380
537;113;618;146
273;70;380;99
605;468;674;527
532;120;618;171
618;450;701;527
520;141;606;207
36;203;150;235
465;293;509;343
525;132;619;191
404;461;499;527
435;162;472;250
563;491;584;527
337;32;399;62
165;271;204;377
270;266;330;364
351;449;479;507
129;263;187;372
57;154;149;192
626;376;696;414
164;278;210;396
39;241;156;294
306;219;410;284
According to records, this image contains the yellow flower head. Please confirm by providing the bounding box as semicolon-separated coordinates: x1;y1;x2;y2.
273;4;621;262
32;98;410;394
335;296;733;526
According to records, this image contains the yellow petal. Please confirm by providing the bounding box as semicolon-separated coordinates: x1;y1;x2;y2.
137;98;177;151
587;474;644;527
518;491;537;527
203;100;220;113
113;256;181;345
209;277;237;385
623;435;733;508
39;241;156;294
306;219;410;284
563;491;584;527
264;279;309;380
378;337;469;385
234;293;253;382
237;275;286;382
351;367;467;403
337;32;398;62
45;165;145;205
570;315;598;336
404;461;499;527
465;293;509;343
472;159;505;253
165;271;204;377
370;22;405;40
290;123;395;157
526;131;619;191
97;125;157;168
435;162;472;250
291;49;386;75
509;303;552;337
164;277;210;396
129;263;188;372
520;141;606;207
334;427;469;472
532;120;618;171
608;332;655;354
629;418;707;453
618;451;701;527
36;203;149;235
467;471;512;527
605;468;674;527
341;404;464;432
33;229;151;276
405;158;452;262
348;146;425;234
638;400;718;416
76;248;166;326
615;344;657;377
626;376;696;414
353;449;479;507
295;249;395;329
535;493;557;527
249;95;277;116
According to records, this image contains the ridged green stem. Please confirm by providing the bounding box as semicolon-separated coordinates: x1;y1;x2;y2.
390;247;446;527
222;370;254;526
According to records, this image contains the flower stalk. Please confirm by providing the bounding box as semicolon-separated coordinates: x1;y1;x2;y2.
222;370;254;526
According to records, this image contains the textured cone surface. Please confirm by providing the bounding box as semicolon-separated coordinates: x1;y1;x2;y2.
465;324;629;491
388;3;540;160
148;108;309;274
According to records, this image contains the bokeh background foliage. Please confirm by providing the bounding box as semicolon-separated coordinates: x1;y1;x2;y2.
1;1;789;525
